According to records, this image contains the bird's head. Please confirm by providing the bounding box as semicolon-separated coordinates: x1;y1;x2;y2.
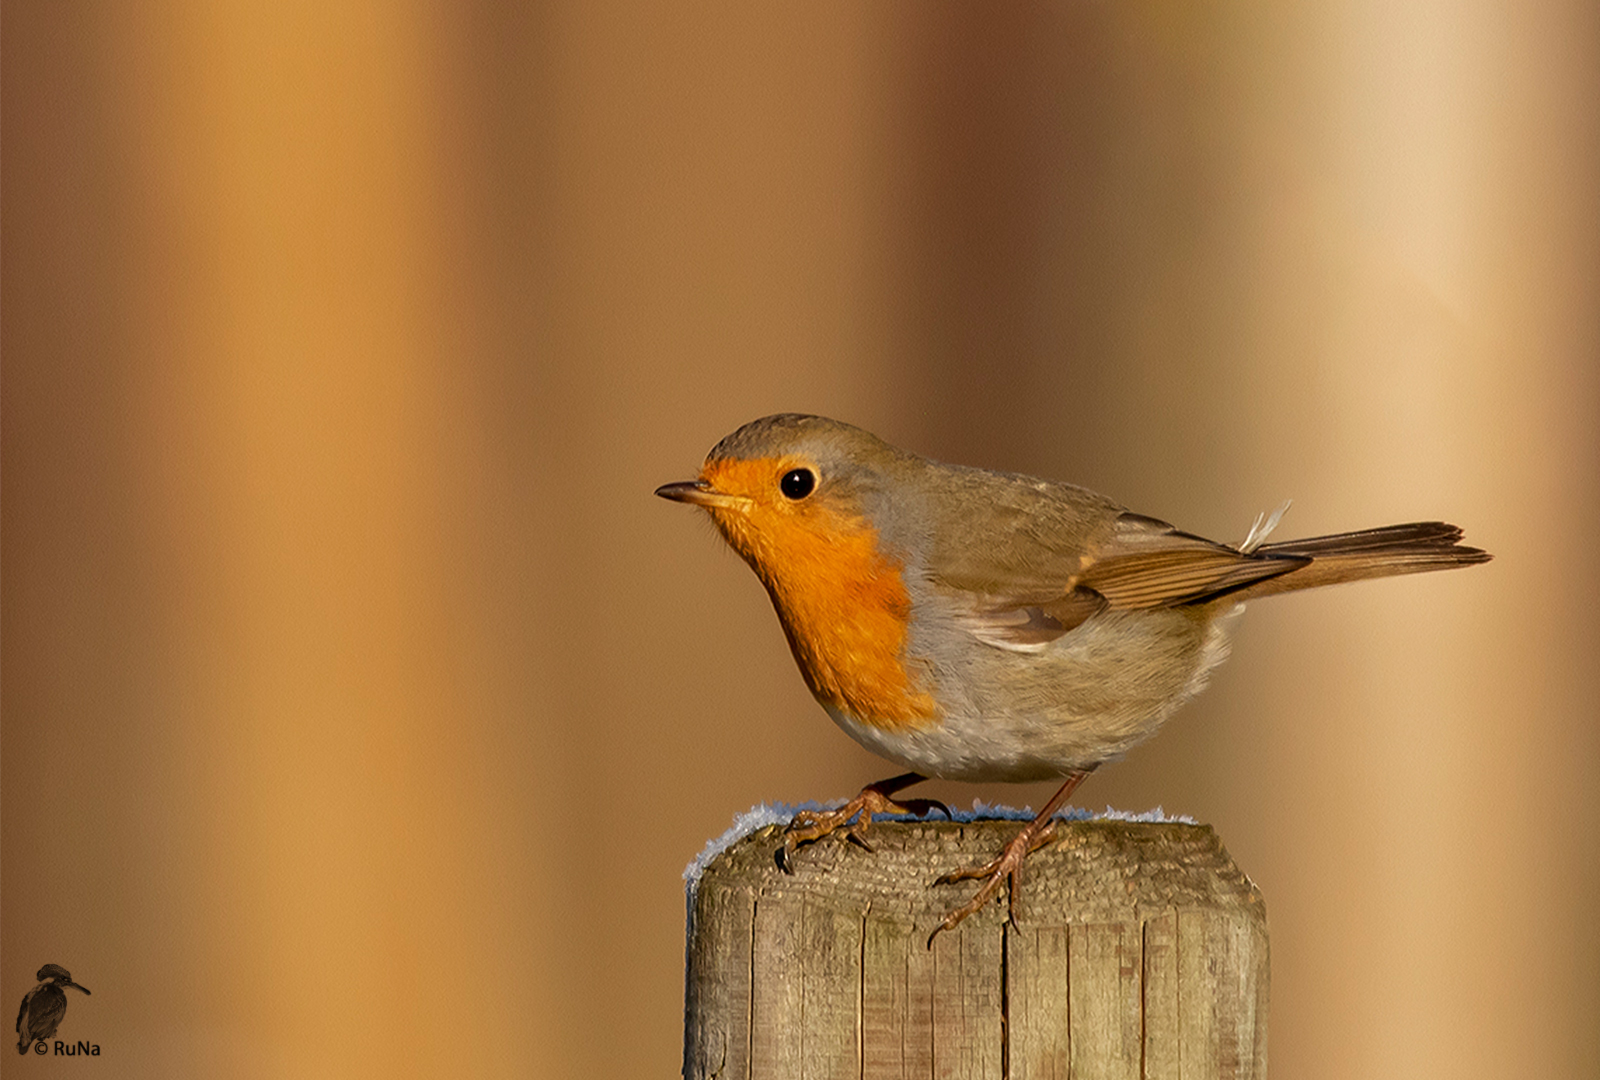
654;413;911;583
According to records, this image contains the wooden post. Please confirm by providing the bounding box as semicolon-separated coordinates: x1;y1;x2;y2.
685;818;1268;1080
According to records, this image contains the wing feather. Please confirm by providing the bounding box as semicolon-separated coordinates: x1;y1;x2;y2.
935;507;1305;651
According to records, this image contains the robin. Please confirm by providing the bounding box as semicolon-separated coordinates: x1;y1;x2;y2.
656;413;1490;938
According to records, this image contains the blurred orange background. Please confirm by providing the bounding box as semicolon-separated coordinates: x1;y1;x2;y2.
3;2;1596;1077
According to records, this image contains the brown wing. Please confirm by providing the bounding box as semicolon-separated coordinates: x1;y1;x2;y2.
935;508;1307;652
1079;513;1308;608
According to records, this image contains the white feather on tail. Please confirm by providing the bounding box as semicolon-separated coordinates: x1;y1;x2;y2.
1239;500;1292;553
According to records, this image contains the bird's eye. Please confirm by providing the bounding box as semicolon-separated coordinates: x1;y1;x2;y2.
779;468;816;500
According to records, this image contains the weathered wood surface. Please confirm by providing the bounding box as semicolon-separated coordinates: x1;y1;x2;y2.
685;819;1268;1080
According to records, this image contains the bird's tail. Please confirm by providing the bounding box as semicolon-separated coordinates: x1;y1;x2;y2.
1234;522;1491;599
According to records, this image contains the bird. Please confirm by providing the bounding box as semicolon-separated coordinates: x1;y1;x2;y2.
15;964;90;1054
656;413;1490;938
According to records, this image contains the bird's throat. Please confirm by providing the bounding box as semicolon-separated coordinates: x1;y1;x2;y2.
711;504;937;732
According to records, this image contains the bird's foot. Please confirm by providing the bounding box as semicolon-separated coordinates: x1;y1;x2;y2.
925;767;1094;945
928;818;1061;945
779;773;948;872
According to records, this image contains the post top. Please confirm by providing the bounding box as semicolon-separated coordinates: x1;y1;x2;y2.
696;818;1265;931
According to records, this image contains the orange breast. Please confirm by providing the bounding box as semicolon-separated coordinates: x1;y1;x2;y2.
702;463;937;731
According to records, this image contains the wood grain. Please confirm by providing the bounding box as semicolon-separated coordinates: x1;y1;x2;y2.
685;820;1268;1080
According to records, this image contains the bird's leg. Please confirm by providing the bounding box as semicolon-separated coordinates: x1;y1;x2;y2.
928;767;1095;945
779;772;950;872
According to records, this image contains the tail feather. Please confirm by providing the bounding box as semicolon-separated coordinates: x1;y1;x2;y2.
1255;521;1467;556
1235;521;1490;599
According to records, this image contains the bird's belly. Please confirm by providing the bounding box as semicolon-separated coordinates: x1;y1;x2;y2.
822;700;1083;782
825;604;1243;782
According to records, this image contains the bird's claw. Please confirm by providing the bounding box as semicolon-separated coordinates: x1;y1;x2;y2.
778;782;949;873
927;820;1059;946
893;796;953;821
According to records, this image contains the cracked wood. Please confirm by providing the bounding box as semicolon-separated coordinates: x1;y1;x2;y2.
685;820;1269;1080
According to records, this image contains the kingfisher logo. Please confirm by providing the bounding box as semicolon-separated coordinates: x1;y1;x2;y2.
15;964;97;1057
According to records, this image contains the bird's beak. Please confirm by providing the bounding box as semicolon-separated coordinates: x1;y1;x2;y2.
654;479;750;511
66;982;89;995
